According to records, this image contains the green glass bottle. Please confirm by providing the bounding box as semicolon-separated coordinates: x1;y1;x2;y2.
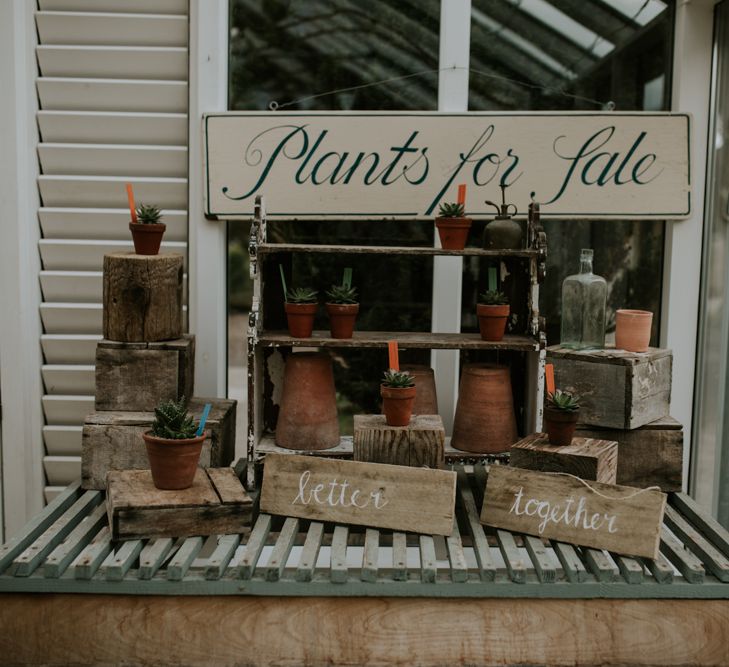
560;248;606;349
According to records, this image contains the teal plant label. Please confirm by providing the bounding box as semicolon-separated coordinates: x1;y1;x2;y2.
203;112;691;220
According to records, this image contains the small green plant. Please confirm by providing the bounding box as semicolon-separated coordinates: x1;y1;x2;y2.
479;290;509;305
150;397;197;439
382;369;415;388
326;284;358;304
136;204;162;224
438;202;465;218
286;286;318;304
546;389;580;412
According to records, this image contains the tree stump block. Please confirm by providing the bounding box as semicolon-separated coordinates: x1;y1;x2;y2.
95;335;195;411
103;252;183;342
353;414;445;469
510;434;618;484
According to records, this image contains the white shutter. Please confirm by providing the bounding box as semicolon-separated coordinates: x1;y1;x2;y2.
36;3;189;492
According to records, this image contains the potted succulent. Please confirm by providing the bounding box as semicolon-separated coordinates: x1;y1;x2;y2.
142;397;206;490
325;268;359;338
477;290;510;341
130;204;166;255
543;390;580;446
285;286;318;338
380;369;416;427
435;202;472;250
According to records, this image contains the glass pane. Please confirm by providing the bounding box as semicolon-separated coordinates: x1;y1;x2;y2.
466;0;673;345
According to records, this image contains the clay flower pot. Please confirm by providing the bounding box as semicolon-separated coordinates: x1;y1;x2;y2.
326;303;359;339
477;303;510;341
543;407;580;446
435;217;472;250
381;384;417;427
130;222;166;255
615;309;653;353
285;302;317;338
400;364;438;415
142;431;205;490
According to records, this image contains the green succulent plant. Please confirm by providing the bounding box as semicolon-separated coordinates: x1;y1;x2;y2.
546;389;580;412
326;284;358;304
136;204;162;225
437;202;465;218
286;287;318;304
381;369;415;388
150;397;198;439
479;290;509;305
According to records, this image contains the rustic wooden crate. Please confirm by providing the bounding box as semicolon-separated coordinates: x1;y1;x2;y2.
575;416;684;491
510;434;618;484
106;467;253;541
82;397;236;490
95;335;195;411
353;414;445;469
547;345;672;429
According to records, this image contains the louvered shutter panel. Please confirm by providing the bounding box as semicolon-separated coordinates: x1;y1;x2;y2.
36;0;189;501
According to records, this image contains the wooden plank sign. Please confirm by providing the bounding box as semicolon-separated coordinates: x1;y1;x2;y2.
260;453;456;536
480;465;666;558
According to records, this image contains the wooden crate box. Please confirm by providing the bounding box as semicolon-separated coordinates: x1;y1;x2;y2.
547;345;671;429
575;416;683;491
95;335;195;411
82;397;236;490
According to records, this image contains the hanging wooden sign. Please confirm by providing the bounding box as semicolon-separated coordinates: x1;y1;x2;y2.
203;111;690;220
260;453;456;536
480;465;666;558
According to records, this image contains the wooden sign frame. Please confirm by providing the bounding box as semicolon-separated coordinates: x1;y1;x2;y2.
260;453;456;536
480;465;666;558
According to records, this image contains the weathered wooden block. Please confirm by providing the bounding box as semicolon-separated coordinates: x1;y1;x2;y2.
95;335;195;411
82;397;236;490
103;252;183;342
353;414;445;469
106;467;252;541
575;416;683;491
547;345;672;429
510;434;618;484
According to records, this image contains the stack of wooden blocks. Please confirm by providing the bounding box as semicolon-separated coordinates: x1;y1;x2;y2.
81;252;236;490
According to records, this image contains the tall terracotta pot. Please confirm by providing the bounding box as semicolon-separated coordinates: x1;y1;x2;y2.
615;309;653;353
142;431;205;490
275;352;340;450
400;364;439;415
451;364;518;453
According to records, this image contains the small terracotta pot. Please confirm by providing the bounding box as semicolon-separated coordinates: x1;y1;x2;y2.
435;217;472;250
285;302;317;338
400;364;438;415
276;352;340;450
381;384;417;427
130;222;166;255
477;303;510;341
543;408;580;446
615;309;653;353
142;431;205;490
326;302;359;339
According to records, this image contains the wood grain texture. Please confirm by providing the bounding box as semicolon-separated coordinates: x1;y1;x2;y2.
260;453;456;536
95;335;195;411
103;252;183;342
2;595;729;667
511;434;618;484
481;465;666;559
547;345;672;429
353;414;445;469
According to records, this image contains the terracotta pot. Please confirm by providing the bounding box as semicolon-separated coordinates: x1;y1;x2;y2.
326;302;359;338
435;217;472;250
477;303;510;341
401;364;438;415
381;384;417;427
285;302;317;338
142;431;205;490
615;309;653;353
276;352;340;450
451;364;517;453
543;407;580;446
129;222;166;255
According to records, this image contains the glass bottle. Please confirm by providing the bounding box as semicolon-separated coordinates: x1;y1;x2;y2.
560;249;607;349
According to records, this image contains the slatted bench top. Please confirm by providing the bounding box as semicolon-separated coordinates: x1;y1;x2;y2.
2;468;729;598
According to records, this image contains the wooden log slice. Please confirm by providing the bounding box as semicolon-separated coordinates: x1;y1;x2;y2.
103;252;183;342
